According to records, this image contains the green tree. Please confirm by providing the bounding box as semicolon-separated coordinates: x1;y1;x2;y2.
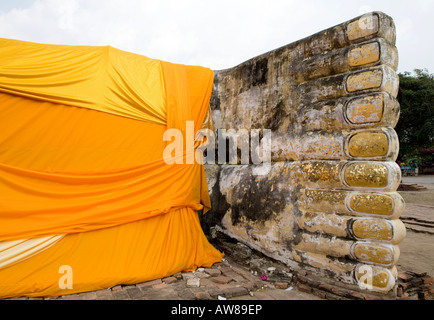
396;69;434;161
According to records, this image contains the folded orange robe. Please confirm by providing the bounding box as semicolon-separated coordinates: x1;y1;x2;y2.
0;38;223;298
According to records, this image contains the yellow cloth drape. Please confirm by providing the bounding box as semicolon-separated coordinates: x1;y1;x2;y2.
0;208;222;298
0;38;223;298
0;38;167;124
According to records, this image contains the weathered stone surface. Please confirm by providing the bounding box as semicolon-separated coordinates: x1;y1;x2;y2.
202;11;404;295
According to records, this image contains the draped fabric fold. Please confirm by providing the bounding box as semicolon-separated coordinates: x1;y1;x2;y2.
0;235;65;270
0;38;167;124
0;38;222;298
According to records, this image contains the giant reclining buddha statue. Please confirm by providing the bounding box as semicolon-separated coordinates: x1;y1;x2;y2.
202;11;405;294
0;11;403;298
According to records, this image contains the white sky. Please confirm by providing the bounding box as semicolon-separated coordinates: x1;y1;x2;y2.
0;0;433;73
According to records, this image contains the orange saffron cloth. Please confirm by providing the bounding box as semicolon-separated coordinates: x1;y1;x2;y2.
0;38;223;298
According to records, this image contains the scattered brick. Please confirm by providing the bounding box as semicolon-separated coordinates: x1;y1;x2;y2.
182;273;196;281
162;276;177;284
223;271;245;282
222;286;248;298
238;271;259;282
423;276;433;285
318;283;334;292
197;278;215;287
274;282;288;289
330;286;353;298
196;272;210;279
111;285;123;292
204;268;221;277
175;288;196;300
216;284;233;290
195;292;213;300
411;278;424;287
136;279;163;288
207;287;224;299
297;284;312;293
153;283;167;289
212;276;232;284
398;272;411;282
187;278;201;288
219;266;233;275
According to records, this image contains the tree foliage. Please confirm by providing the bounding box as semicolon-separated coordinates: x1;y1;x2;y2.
396;69;434;161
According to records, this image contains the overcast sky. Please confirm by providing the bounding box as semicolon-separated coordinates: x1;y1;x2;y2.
0;0;432;73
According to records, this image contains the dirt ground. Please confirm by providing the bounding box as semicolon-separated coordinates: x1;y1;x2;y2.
397;176;434;276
